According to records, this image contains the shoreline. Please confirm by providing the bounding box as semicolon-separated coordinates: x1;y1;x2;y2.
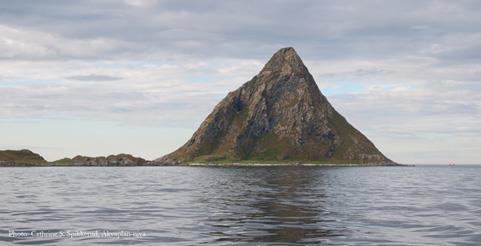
0;162;410;167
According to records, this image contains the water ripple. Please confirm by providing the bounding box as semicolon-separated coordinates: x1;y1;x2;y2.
0;165;480;245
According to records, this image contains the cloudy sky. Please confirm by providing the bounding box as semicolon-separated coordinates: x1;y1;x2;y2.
1;0;480;164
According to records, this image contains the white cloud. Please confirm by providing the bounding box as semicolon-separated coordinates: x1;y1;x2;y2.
0;25;129;60
124;0;159;8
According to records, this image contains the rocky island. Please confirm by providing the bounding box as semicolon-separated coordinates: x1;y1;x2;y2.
52;154;150;166
0;150;152;166
0;149;47;166
158;47;396;165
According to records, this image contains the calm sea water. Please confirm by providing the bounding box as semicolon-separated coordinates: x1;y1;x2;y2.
1;166;480;245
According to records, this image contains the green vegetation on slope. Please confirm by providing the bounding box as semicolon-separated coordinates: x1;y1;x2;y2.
0;149;47;164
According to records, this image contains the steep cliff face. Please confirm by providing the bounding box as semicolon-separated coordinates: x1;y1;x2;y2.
159;47;394;164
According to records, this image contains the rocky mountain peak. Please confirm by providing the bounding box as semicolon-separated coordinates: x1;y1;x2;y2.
260;47;308;77
158;47;395;165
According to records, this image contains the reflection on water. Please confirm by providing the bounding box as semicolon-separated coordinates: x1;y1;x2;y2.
1;166;481;245
205;168;341;244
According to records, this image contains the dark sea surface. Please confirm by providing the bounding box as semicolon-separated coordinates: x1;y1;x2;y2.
1;165;480;245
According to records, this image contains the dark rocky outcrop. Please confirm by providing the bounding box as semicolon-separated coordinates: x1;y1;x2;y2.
158;47;395;165
54;154;148;166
